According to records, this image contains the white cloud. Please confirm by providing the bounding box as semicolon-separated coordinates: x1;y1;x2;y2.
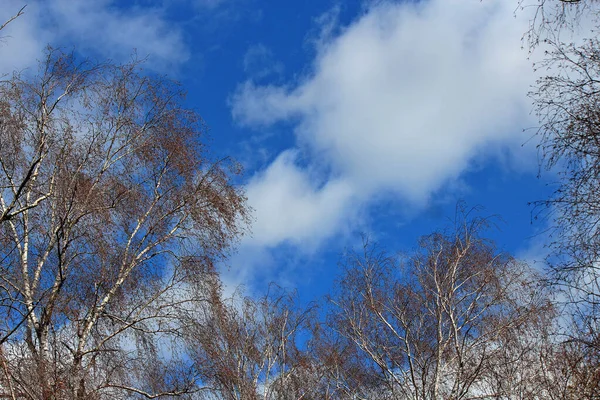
232;0;539;249
43;0;189;69
0;0;188;75
245;150;358;247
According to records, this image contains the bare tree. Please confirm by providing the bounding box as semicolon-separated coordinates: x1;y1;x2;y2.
529;0;600;362
514;0;600;394
185;282;315;400
304;315;384;400
323;208;549;400
0;48;249;399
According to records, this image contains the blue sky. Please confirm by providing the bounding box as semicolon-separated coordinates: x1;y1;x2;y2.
0;0;561;303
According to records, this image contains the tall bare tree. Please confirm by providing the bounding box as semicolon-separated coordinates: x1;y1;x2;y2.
0;48;249;399
323;208;549;400
529;0;600;366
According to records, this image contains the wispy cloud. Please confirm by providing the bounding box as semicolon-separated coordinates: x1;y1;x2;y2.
0;0;189;74
193;0;228;9
243;43;284;81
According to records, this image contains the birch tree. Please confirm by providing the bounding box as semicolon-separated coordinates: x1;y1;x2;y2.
324;210;549;399
0;48;249;400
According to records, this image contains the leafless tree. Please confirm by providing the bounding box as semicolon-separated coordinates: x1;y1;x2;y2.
514;0;600;394
529;0;600;362
0;48;249;399
304;316;384;400
531;338;600;400
185;282;315;400
323;208;549;400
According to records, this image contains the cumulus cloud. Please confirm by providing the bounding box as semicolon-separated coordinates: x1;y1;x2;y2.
245;150;358;247
232;0;538;249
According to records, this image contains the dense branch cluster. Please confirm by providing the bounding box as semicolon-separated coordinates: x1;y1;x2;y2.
0;47;250;399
